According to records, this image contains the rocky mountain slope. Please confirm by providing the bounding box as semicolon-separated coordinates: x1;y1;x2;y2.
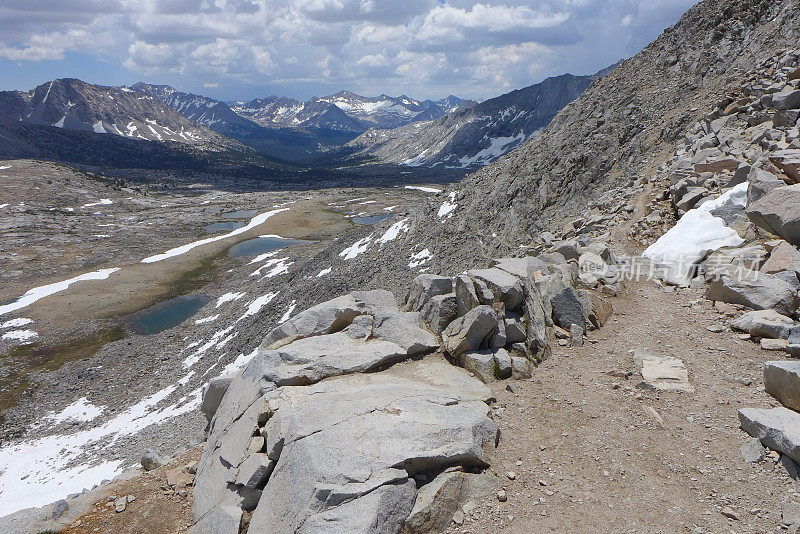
345;73;598;169
0;79;233;149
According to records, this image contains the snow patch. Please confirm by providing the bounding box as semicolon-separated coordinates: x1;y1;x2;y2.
279;300;297;323
643;183;748;285
2;329;38;342
238;292;278;322
0;268;120;316
437;192;457;219
252;258;292;278
339;235;373;260
376;219;409;244
43;398;105;426
81;199;112;208
409;248;432;268
194;314;220;325
317;266;332;277
1;318;33;329
404;185;442;193
216;292;245;308
141;208;290;263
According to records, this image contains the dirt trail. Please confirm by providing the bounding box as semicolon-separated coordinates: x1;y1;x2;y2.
448;281;794;533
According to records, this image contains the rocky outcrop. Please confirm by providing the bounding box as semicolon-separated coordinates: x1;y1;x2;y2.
193;247;615;532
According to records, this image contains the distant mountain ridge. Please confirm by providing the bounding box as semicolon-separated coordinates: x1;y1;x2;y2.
344;70;614;168
230;92;475;132
0;78;233;149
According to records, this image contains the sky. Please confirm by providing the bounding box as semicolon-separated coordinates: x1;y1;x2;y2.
0;0;700;102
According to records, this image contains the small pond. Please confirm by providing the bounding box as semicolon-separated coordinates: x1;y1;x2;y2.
228;236;306;257
126;294;210;335
353;213;395;225
203;221;246;233
221;209;258;219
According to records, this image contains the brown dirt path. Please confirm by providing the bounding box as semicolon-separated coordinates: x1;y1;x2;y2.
446;281;795;533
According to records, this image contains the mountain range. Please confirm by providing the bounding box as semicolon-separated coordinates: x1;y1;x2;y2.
344;71;611;168
0;74;601;169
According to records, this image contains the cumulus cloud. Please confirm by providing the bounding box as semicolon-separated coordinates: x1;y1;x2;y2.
1;0;701;100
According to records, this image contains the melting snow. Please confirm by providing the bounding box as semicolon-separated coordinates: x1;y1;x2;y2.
409;248;432;268
252;258;292;278
0;165;11;170
437;192;458;219
92;121;106;134
247;250;279;265
643;183;748;285
340;235;373;260
141;208;290;263
0;379;201;516
317;266;332;277
2;329;38;342
183;326;235;368
376;219;409;244
1;318;33;329
279;300;297;323
216;292;245;308
81;199;112;208
238;292;279;322
43;398;104;426
0;268;120;316
194;314;220;325
404;185;442;193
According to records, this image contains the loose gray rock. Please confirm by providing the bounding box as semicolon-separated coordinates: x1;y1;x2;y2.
259;291;395;350
442;306;502;357
740;438;766;463
765;361;800;412
454;275;480;317
51;499;69;520
707;269;799;316
461;351;498;383
550;287;587;332
738;407;800;464
141;449;164;471
773;89;800;110
190;505;243;534
762;241;800;275
466;268;524;311
504;316;527;344
731;310;796;339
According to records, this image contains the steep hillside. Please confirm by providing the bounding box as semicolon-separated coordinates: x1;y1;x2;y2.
442;0;798;246
345;73;597;168
0;79;233;149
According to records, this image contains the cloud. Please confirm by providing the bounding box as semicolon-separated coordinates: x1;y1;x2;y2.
1;0;702;100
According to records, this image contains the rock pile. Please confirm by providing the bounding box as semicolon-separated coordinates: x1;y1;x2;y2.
740;361;800;483
191;248;615;533
642;49;800;318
